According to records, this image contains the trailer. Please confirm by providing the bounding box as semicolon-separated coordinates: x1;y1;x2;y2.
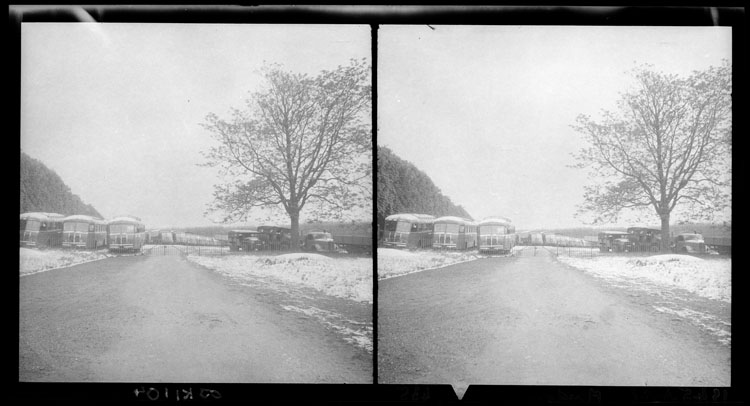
333;235;372;254
704;236;731;255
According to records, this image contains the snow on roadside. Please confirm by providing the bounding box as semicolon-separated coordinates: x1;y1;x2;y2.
281;304;373;353
652;305;732;346
377;248;486;280
557;254;731;303
19;247;113;276
187;253;372;303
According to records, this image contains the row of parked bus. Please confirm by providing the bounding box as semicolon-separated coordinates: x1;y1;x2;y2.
381;213;520;253
146;230;227;247
20;212;146;252
380;213;594;253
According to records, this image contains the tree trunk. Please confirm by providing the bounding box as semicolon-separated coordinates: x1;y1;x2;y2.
290;211;300;252
660;213;671;252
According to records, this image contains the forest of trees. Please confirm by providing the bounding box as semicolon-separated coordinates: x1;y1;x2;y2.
20;151;102;218
377;145;471;226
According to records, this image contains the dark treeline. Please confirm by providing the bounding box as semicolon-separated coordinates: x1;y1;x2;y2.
377;145;471;226
20;151;101;218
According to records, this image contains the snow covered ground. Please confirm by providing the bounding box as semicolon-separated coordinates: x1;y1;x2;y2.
377;247;522;280
187;252;374;353
187;253;373;304
19;247;113;276
557;254;732;347
280;304;373;353
556;254;731;303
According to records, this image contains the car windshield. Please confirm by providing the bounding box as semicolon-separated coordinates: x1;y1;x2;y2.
684;234;701;241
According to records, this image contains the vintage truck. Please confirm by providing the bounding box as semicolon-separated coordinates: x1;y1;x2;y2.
227;230;263;251
598;231;630;252
614;227;662;252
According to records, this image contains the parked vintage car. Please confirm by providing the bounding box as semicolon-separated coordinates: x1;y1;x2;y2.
672;233;707;254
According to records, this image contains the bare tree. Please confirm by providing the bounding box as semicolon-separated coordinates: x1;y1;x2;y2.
571;61;731;250
201;59;371;249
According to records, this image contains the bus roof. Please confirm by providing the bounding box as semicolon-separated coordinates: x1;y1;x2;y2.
385;213;435;223
62;214;106;224
478;217;513;226
599;230;629;235
108;216;143;225
20;212;65;221
482;216;512;223
433;216;474;225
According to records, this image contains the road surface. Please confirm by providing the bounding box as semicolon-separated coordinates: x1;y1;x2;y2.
20;254;372;383
378;247;730;391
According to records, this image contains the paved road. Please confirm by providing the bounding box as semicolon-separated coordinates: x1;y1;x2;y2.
20;254;371;383
378;248;730;390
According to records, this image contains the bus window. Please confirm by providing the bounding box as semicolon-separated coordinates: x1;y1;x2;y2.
393;222;409;232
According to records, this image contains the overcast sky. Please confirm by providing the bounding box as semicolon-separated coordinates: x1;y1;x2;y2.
21;23;371;229
378;25;731;231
